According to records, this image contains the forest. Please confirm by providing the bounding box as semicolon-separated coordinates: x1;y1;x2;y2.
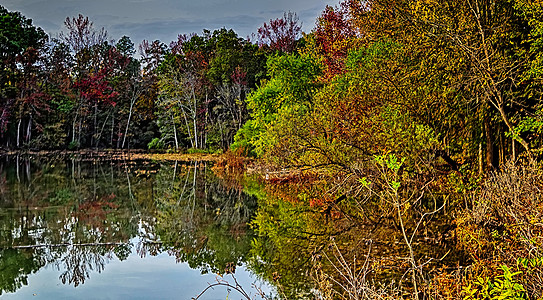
0;4;301;151
3;0;543;299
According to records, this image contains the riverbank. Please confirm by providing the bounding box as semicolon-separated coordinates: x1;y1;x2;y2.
0;149;222;162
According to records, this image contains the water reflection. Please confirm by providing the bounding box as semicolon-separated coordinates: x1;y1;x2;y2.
155;162;257;275
0;156;263;298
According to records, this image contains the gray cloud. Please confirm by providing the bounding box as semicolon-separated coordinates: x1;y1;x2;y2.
2;0;339;46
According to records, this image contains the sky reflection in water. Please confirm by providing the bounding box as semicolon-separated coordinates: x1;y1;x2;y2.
0;157;271;300
2;238;268;300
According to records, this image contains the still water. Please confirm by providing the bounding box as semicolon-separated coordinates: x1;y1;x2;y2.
0;156;272;299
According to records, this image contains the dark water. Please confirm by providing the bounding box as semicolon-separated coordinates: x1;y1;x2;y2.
0;156;272;299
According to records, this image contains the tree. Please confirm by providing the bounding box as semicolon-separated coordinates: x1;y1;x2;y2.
59;14;112;148
157;52;204;150
37;39;74;148
154;29;266;151
236;51;323;160
117;36;147;149
58;15;145;149
14;47;51;147
313;1;359;79
257;11;302;54
206;29;265;149
395;0;537;167
60;14;108;54
0;5;47;147
505;1;543;156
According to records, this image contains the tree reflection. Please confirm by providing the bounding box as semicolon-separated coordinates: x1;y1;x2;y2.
154;161;257;275
0;157;155;293
58;246;108;287
0;156;261;295
0;248;45;295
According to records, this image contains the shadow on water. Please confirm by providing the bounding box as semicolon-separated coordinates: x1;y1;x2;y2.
0;155;265;298
243;172;469;299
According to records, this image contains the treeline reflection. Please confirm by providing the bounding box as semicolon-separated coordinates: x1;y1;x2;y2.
0;156;258;295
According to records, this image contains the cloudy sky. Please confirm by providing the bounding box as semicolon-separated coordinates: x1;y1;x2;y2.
2;0;339;46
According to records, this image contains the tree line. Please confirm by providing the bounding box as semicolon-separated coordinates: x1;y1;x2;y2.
236;0;543;174
4;1;543;169
0;6;300;151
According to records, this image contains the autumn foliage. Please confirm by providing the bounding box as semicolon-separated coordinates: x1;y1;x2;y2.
5;1;543;298
238;0;543;298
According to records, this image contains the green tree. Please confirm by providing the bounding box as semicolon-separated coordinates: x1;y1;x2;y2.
235;50;323;159
0;5;47;147
155;29;266;151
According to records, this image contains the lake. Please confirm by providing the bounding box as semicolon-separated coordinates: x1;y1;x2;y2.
0;155;273;299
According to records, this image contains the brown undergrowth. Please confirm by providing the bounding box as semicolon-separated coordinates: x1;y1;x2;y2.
214;147;253;173
432;161;543;299
212;148;255;191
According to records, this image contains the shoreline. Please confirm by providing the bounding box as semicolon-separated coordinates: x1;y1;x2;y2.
0;149;222;162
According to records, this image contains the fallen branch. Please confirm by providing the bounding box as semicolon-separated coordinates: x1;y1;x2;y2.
11;242;126;249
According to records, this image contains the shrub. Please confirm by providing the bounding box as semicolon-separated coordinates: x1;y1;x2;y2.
147;137;164;150
457;161;543;299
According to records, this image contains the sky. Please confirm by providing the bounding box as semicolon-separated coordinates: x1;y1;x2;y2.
2;0;339;47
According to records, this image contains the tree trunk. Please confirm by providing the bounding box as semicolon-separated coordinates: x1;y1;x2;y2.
26;115;31;143
17;118;21;148
78;119;82;147
497;105;533;161
498;126;504;166
512;138;516;161
193;100;198;149
172;114;179;150
111;111;115;148
92;103;98;147
181;108;194;148
72;109;78;144
116;123;121;149
478;141;483;176
122;96;136;149
95;110;112;148
122;82;142;149
204;93;208;147
484;115;495;170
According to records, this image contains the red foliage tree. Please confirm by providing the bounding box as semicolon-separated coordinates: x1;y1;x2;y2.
76;71;118;107
314;0;361;79
139;40;167;73
257;11;301;53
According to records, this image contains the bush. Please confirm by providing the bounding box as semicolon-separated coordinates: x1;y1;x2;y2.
456;161;543;299
214;147;251;174
147;137;164;150
230;120;259;157
68;140;79;150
